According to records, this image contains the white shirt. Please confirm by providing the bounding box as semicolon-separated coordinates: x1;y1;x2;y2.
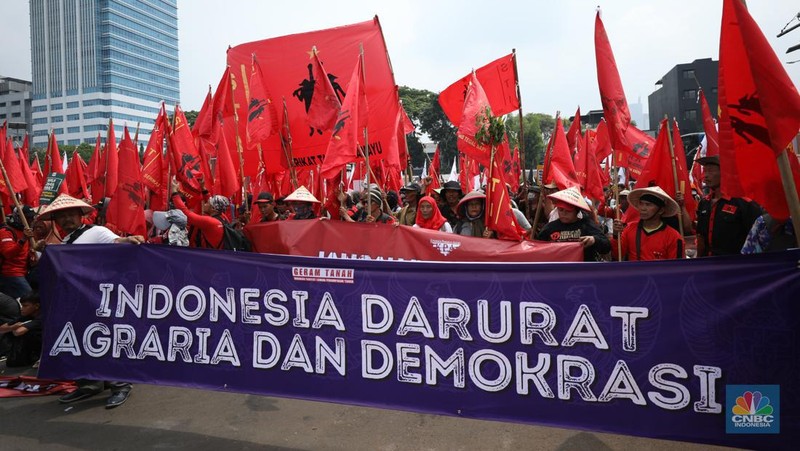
63;225;120;244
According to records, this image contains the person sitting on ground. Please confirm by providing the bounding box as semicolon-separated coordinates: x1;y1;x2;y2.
170;179;230;249
412;195;452;233
0;291;21;360
253;192;280;223
37;194;142;408
0;206;36;300
453;191;494;238
612;186;684;261
284;186;320;220
0;293;42;368
537;186;610;261
438;181;463;228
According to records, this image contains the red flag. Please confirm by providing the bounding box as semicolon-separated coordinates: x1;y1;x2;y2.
168;104;205;193
103;120;119;198
586;128;611;187
543;116;579;190
698;89;719;159
18;136;40;206
510;146;522;192
632;119;697;221
718;0;800;220
566;107;582;154
429;145;442;190
227;18;399;175
574;132;604;202
142;104;167;195
214;130;241;198
401;104;415;134
616;125;655;178
320;56;367;179
44;132;64;176
306;48;342;133
1;138;28;195
439;53;519;125
32;156;43;188
595;12;632;155
105;132;146;236
486;152;524;241
65;150;89;200
193;89;215;143
247;55;279;144
594;120;612;161
384;99;408;170
456;72;493;167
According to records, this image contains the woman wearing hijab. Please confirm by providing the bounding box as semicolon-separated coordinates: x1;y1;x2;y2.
412;196;452;233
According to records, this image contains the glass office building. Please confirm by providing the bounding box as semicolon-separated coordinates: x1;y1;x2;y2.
30;0;179;147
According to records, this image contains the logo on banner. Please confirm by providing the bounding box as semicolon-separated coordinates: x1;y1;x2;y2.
292;266;354;284
726;385;780;434
429;239;461;256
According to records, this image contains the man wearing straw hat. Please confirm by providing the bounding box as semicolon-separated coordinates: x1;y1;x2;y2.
536;186;610;261
612;186;684;261
37;194;143;409
285;186;320;220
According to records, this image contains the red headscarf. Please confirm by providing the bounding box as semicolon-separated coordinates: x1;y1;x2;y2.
414;196;447;231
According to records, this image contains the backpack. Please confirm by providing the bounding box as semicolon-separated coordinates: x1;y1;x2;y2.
219;220;251;252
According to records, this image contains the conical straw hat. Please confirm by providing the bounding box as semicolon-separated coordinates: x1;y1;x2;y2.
284;186;320;203
547;186;591;212
37;194;95;220
628;186;680;217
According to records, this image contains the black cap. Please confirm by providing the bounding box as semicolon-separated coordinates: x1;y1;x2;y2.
400;182;421;193
254;192;274;204
441;181;463;192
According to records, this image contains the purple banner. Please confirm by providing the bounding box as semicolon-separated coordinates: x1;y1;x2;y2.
38;245;799;449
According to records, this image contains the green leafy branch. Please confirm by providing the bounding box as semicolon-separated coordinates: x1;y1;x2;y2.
474;106;506;147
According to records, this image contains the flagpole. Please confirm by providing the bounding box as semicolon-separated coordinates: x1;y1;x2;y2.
103;118;113;201
0;158;35;249
776;148;800;247
612;148;622;262
358;44;371;214
511;49;530;201
280;97;298;189
664;117;685;239
227;66;249;212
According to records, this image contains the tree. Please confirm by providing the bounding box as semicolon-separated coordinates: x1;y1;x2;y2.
398;86;457;172
184;110;199;129
506;112;555;172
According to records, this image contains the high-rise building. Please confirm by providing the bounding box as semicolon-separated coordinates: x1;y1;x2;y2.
0;76;33;145
648;58;718;134
30;0;179;148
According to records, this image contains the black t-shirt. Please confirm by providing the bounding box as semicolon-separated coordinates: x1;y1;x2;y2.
696;196;762;256
537;217;611;261
438;203;459;227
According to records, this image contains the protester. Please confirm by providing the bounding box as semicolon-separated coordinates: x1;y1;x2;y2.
438;181;463;227
274;196;291;219
413;195;452;233
0;293;42;368
170;179;230;249
537;186;610;261
342;189;396;224
453;191;493;238
37;194;143;408
612;186;684;260
695;155;762;256
150;209;189;247
0;206;35;299
253;192;280;223
741;214;796;254
0;291;20;360
284;186;320;220
396;182;422;226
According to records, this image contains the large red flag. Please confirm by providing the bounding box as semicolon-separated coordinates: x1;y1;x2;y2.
65;150;89;200
2;138;28;195
320;56;367;179
566;107;582;155
595;12;632;155
439;53;519;125
698;89;719;158
18;136;40;206
44;132;64;176
142;104;167;195
615;125;654;178
456;72;493;167
543;117;579;190
193;89;216;144
32;156;43;188
226;18;399;175
594;120;612;161
306;48;342;133
192;92;216;189
631;119;697;221
102;120;119;199
211;67;244;197
486;151;525;241
718;0;800;220
246;55;279;144
105;132;146;236
169;104;205;193
574;132;604;202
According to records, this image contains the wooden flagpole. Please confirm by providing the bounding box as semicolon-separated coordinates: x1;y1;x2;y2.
531;112;558;233
227;66;249;213
664;117;685;239
777;148;800;246
279;97;299;189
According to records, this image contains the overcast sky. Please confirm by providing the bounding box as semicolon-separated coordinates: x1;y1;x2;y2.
2;0;799;119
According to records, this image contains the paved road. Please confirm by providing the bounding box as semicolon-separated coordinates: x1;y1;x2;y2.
1;363;735;451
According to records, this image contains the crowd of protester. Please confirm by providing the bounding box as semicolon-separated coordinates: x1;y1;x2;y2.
1;152;796;408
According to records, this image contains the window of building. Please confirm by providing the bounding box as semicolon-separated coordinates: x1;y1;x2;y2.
67;126;81;133
684;109;698;121
683;89;697;100
33;118;48;125
0;102;5;107
0;114;5;119
53;128;63;134
68;139;80;145
66;101;79;108
33;105;47;112
11;100;21;106
67;114;80;120
51;103;63;110
712;87;718;94
51;115;64;122
682;69;695;79
11;112;21;118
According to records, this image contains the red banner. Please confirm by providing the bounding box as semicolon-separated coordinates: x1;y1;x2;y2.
245;220;582;262
226;17;398;174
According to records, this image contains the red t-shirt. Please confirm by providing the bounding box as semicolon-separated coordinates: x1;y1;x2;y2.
171;193;224;249
614;221;684;261
0;227;30;276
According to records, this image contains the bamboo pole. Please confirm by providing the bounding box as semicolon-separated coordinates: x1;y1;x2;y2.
776;148;800;247
664;117;685;239
532;112;558;233
280;97;298;189
227;66;249;213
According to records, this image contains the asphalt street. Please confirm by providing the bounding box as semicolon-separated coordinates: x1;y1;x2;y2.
0;363;736;451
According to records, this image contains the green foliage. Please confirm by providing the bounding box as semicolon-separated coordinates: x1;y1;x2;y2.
184;110;199;129
474;106;506;148
398;86;457;170
506;112;555;171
